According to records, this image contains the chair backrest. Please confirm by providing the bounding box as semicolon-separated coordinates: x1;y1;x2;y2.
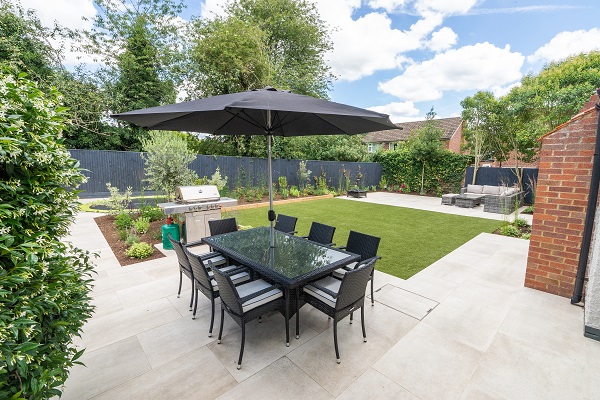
210;262;243;315
345;231;381;261
307;222;336;245
169;234;192;274
209;217;238;236
184;247;213;292
274;214;298;233
336;259;376;310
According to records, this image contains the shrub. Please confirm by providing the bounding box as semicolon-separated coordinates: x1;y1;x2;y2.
126;242;154;259
378;176;387;190
139;205;164;222
140;131;198;200
0;71;95;399
512;218;529;228
125;234;140;246
134;216;150;234
117;228;129;241
521;233;531;240
289;185;300;197
523;205;534;214
100;183;132;214
115;212;134;230
150;229;163;240
500;224;521;237
297;160;312;191
208;167;228;196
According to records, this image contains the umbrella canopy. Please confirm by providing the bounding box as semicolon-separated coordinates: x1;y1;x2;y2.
111;87;397;246
111;87;396;136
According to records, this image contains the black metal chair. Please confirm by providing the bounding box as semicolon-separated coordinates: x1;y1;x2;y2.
274;214;298;235
302;222;336;246
168;234;227;311
332;231;381;305
208;217;238;236
302;259;376;363
211;261;285;370
184;247;250;336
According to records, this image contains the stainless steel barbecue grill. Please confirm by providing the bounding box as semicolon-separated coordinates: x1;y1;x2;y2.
158;185;237;243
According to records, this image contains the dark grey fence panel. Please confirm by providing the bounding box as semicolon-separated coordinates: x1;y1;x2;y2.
69;149;382;197
464;166;539;204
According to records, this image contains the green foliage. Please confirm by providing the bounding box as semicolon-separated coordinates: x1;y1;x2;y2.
139;205;164;222
126;242;154;259
208;167;228;196
140;131;198;200
289;185;300;197
100;183;132;215
125;234;141;246
373;148;472;195
134;217;150;234
278;176;288;199
378;176;387;190
297;161;312;191
0;72;95;399
313;169;329;195
500;224;521;237
512;218;529;228
523;205;535;214
117;228;129;241
521;233;531;240
115;212;134;230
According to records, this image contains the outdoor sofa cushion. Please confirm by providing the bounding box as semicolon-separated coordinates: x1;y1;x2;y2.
482;185;504;195
466;184;484;194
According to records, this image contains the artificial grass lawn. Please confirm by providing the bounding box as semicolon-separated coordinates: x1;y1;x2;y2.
224;198;501;280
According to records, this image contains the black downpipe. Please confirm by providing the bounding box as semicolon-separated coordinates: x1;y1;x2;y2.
571;88;600;304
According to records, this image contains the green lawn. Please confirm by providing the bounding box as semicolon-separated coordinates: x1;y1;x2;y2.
223;198;501;280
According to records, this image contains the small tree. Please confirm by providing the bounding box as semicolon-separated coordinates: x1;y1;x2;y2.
140;131;198;199
406;108;445;195
0;71;95;399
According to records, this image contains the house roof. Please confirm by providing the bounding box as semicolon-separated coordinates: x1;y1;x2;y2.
363;116;463;143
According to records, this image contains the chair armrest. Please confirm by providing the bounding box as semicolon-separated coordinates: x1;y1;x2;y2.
239;284;281;303
336;246;347;250
184;239;205;248
301;235;309;239
460;187;467;195
306;282;339;299
194;251;224;261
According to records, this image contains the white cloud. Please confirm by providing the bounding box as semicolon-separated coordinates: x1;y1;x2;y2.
427;27;457;52
368;101;420;122
527;28;600;64
200;0;226;20
415;0;479;16
490;82;520;98
378;42;524;102
367;0;408;13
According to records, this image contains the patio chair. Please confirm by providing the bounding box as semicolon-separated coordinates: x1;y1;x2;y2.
168;234;227;310
332;231;381;305
302;258;376;363
274;214;298;235
184;247;250;336
211;261;284;370
302;221;336;246
208;217;238;236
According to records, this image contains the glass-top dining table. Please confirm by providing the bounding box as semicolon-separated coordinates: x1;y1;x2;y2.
202;226;360;345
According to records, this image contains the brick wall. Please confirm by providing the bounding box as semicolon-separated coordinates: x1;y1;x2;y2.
447;122;464;153
525;95;599;297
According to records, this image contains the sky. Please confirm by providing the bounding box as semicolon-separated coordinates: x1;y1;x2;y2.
18;0;600;122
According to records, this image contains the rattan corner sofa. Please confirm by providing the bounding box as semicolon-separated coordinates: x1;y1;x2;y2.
460;184;523;214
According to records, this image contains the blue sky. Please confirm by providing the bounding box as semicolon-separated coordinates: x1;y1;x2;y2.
20;0;600;122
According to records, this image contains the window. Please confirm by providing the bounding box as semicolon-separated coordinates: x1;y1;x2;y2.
367;143;374;153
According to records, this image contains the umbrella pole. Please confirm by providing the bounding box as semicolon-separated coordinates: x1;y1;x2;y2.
267;111;275;247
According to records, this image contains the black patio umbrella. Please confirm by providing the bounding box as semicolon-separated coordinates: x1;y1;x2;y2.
111;87;397;245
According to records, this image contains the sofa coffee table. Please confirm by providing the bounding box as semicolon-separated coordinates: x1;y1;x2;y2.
455;193;485;208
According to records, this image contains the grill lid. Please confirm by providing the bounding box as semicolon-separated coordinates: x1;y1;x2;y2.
175;185;220;204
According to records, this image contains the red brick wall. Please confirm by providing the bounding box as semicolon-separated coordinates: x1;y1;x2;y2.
447;122;464;153
525;100;598;297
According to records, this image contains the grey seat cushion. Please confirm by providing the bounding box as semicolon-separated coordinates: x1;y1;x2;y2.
208;265;250;291
332;262;358;279
236;279;283;312
303;276;342;308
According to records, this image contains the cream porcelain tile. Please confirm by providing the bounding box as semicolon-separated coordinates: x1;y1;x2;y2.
336;368;420;400
459;383;507;400
451;277;519;314
288;323;395;397
116;275;187;309
90;292;123;319
93;346;237;400
470;333;585;400
217;357;332;400
78;298;181;352
375;284;438;320
92;269;153;296
395;272;459;302
363;301;419;341
373;324;483;400
61;336;150;400
420;259;478;284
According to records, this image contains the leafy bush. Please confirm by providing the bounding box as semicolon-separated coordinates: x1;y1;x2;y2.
373;148;472;195
139;205;164;222
0;71;95;399
117;228;129;241
378;176;387;190
500;224;521;237
126;242;154;259
100;182;132;214
289;185;300;197
512;218;529;228
125;234;140;246
115;212;134;230
134;217;150;234
150;229;163;240
278;176;288;199
521;233;531;240
140;131;198;200
208;167;228;196
297;160;312;191
523;205;534;214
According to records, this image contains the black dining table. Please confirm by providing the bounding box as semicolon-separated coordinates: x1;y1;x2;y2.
202;226;360;345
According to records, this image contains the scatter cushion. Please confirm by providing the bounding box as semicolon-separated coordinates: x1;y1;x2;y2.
483;185;502;195
467;184;484;194
237;279;282;312
303;276;342;308
332;262;358;279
